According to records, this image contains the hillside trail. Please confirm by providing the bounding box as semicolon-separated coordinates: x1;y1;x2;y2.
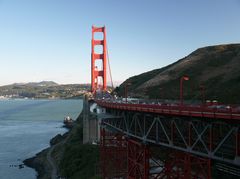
47;145;58;179
47;130;71;179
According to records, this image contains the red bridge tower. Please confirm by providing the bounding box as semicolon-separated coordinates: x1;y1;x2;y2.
91;26;107;93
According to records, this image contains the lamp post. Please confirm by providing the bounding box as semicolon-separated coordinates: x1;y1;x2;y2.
159;88;163;100
180;76;189;106
200;84;205;105
125;83;131;103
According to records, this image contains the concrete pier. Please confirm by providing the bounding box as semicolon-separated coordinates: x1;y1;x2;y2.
83;95;100;144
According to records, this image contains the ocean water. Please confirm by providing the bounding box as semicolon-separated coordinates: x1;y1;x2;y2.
0;99;83;179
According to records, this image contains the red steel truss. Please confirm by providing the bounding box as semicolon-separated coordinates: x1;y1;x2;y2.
100;127;127;178
91;26;107;93
102;110;240;166
127;139;149;179
100;126;212;179
152;151;211;179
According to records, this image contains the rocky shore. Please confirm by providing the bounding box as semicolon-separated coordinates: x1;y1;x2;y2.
23;109;100;179
24;148;52;179
23;131;68;179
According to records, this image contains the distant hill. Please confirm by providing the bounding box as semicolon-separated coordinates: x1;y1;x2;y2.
27;81;58;87
118;44;240;104
0;81;90;99
12;81;58;87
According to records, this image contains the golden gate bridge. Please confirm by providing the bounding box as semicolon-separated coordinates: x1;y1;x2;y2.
88;26;240;179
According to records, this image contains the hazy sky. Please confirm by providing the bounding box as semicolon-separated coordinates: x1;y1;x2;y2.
0;0;239;86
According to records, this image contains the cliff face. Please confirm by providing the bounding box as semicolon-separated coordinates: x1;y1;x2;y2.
119;44;240;104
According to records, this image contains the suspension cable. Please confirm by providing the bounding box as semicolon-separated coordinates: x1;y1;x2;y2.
106;43;114;89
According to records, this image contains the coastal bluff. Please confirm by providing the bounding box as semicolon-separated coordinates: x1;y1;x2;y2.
24;97;100;179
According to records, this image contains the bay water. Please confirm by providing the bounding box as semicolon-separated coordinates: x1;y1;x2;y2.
0;99;83;179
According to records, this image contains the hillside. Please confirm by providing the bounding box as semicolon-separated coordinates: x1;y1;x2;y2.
0;81;90;99
118;44;240;104
24;100;100;179
12;81;58;87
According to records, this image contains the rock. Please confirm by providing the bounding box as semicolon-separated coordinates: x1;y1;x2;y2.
19;164;24;169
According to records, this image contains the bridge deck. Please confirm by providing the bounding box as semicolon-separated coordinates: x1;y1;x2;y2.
96;100;240;121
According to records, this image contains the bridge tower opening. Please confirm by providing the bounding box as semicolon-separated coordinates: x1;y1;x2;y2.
91;26;107;93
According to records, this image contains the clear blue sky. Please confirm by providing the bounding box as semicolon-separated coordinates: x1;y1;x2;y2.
0;0;239;86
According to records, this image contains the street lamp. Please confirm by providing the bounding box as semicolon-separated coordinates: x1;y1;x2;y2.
159;88;163;100
125;82;131;102
180;76;189;106
199;84;205;105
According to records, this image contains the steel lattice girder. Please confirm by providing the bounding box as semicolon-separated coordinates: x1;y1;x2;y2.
99;125;212;179
100;127;127;178
150;151;211;179
102;110;240;166
127;139;149;179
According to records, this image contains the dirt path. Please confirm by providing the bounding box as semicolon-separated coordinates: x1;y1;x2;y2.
46;130;72;179
46;144;58;179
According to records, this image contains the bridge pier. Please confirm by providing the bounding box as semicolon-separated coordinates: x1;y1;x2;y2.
83;95;99;144
83;96;107;144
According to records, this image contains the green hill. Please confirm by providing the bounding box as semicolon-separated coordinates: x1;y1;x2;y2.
0;81;90;99
118;44;240;104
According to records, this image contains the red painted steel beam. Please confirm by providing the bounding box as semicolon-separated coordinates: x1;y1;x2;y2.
153;151;211;179
127;139;149;179
100;127;127;178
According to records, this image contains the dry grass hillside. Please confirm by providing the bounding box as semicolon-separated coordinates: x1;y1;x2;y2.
118;44;240;104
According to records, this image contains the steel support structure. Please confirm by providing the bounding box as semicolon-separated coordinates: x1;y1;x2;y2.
127;139;149;179
100;121;212;179
100;116;214;179
102;109;240;167
91;26;107;93
152;151;211;179
100;126;150;179
100;127;127;178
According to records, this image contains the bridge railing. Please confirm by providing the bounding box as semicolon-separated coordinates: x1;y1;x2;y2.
95;99;240;121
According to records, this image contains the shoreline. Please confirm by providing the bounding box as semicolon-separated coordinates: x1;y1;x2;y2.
0;97;83;100
24;148;51;179
23;129;69;179
23;96;100;179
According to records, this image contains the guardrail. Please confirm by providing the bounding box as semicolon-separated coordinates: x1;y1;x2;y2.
95;99;240;121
